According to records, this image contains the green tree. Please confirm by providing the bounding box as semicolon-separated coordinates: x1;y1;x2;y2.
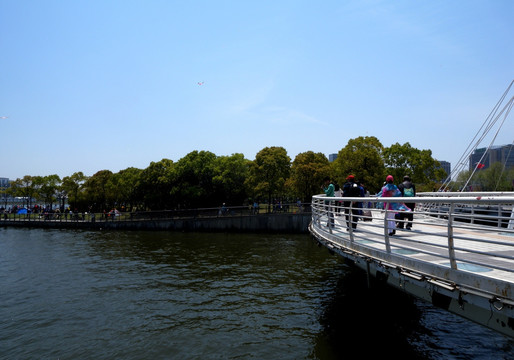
38;175;61;209
462;162;514;191
333;136;385;193
290;151;331;202
500;166;514;191
107;167;143;211
212;153;250;205
83;170;113;211
383;142;446;190
170;151;217;208
453;169;472;191
8;179;24;206
2;180;17;208
482;162;514;191
138;159;175;210
245;146;291;211
31;176;45;207
61;172;87;210
11;175;38;208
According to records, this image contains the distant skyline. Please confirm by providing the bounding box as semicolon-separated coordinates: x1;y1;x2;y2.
1;1;513;179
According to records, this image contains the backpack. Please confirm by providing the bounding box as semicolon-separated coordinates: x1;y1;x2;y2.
403;187;414;197
347;183;361;197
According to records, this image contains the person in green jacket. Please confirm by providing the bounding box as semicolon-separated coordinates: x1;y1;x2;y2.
322;177;335;227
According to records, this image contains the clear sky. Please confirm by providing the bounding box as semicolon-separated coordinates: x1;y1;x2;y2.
1;0;513;179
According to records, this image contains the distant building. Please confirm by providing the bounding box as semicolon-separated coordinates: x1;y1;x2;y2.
469;144;514;170
438;160;451;181
329;153;338;162
0;177;9;189
0;177;10;206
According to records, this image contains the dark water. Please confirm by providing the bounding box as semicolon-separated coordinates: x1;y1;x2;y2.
0;228;512;359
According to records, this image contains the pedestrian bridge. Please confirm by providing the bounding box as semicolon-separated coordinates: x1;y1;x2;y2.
309;192;514;338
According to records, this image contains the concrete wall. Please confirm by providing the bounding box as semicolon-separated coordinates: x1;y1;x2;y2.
0;213;312;233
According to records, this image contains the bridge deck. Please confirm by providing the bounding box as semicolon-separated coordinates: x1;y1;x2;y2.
310;193;514;338
326;212;514;284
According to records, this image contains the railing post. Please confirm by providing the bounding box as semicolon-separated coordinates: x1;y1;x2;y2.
328;200;333;234
448;203;458;270
312;199;318;226
348;202;354;242
384;208;391;253
316;200;323;227
508;205;514;230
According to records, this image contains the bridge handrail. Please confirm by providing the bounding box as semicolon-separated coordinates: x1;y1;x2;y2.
312;192;514;232
417;191;514;197
315;193;514;203
311;192;514;299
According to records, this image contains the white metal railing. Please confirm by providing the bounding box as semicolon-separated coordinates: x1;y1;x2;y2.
311;192;514;277
311;192;514;338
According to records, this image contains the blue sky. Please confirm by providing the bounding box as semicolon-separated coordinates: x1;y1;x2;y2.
1;0;513;179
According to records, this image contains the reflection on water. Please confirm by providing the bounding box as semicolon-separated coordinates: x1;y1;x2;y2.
0;228;512;359
314;267;426;359
314;257;513;359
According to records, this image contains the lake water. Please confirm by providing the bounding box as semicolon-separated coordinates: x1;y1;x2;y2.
0;228;512;359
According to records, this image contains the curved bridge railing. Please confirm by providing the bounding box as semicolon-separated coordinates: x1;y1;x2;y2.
310;192;514;338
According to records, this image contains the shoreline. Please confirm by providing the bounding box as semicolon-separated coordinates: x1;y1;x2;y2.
0;212;312;233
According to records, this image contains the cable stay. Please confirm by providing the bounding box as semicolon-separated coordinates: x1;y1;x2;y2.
440;80;514;192
495;140;514;191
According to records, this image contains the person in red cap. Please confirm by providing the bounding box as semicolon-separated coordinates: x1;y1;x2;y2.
342;174;362;230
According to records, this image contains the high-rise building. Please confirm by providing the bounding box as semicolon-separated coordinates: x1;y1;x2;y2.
329;153;338;162
438;160;451;181
0;177;10;205
469;144;514;170
0;177;9;188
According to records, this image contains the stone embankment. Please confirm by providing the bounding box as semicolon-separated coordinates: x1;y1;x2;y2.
0;213;312;233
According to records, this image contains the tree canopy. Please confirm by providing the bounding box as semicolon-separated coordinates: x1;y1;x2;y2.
383;142;447;192
212;153;250;206
333;136;385;193
3;137;482;211
245;146;291;210
289;151;331;202
170;150;217;208
138;159;174;210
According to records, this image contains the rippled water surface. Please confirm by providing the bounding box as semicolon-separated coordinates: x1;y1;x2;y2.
0;228;512;359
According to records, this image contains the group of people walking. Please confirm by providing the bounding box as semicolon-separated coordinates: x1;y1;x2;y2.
377;175;416;235
322;174;416;235
322;174;366;230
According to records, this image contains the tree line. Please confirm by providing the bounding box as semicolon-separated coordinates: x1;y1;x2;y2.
4;136;508;212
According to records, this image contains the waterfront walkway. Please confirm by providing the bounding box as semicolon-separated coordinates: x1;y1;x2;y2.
310;192;514;338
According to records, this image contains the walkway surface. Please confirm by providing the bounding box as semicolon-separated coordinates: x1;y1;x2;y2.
323;211;514;285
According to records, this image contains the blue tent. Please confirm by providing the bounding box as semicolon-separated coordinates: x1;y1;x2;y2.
17;208;28;214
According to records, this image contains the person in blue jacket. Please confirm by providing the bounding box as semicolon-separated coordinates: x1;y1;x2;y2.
378;175;410;235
